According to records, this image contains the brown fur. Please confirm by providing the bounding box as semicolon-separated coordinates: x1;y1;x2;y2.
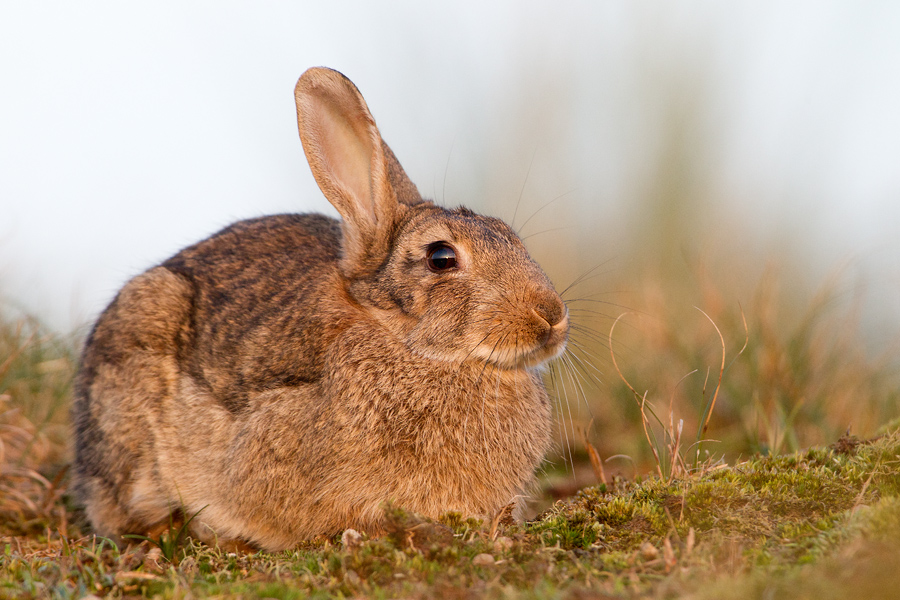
71;67;568;551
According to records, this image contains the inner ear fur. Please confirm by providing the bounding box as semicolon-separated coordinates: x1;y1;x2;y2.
295;67;420;275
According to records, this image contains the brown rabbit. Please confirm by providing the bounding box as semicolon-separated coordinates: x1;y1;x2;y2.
71;67;569;551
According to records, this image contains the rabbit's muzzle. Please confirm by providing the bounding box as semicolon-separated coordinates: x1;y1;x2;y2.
519;292;569;367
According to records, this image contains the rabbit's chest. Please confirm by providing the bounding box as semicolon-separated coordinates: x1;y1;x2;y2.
324;341;551;465
312;320;553;490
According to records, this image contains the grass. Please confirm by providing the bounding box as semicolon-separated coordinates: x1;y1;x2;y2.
2;426;899;598
0;315;74;542
2;255;900;598
545;255;900;490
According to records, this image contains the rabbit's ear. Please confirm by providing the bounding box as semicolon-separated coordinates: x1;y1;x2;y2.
295;68;416;275
381;139;423;207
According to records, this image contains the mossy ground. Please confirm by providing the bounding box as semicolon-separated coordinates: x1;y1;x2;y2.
2;425;899;599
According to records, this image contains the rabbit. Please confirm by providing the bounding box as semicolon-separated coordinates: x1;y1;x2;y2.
70;67;569;551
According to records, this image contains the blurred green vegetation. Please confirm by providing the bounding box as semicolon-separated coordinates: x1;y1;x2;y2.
544;246;900;483
499;61;900;488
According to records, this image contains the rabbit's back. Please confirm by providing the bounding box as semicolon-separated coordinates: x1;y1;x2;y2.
161;213;345;412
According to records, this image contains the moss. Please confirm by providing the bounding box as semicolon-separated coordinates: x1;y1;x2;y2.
1;412;899;598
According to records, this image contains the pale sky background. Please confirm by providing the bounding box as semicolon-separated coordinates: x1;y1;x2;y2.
2;2;899;347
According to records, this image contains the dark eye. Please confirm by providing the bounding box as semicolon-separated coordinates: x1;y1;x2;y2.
426;242;457;272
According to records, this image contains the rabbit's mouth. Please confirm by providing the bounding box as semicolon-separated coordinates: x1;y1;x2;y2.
469;308;569;369
517;311;569;367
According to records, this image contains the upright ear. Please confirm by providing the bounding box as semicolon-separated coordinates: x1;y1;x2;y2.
381;139;423;207
295;67;421;276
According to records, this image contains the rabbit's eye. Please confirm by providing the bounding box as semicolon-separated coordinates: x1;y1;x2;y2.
426;243;457;272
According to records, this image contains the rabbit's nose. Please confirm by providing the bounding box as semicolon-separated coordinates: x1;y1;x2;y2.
534;294;567;328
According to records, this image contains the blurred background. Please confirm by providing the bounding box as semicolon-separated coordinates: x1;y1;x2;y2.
2;2;899;484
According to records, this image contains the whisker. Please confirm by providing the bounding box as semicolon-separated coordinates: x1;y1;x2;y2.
548;366;566;470
491;360;503;472
569;323;614;349
562;363;580;480
516;188;578;236
554;356;577;478
563;345;603;385
559;257;617;298
441;137;455;207
561;349;601;415
461;330;495;364
567;307;617;319
564;297;633;308
561;353;592;454
565;289;632;301
510;146;538;230
521;226;574;242
565;342;609;380
477;332;510;384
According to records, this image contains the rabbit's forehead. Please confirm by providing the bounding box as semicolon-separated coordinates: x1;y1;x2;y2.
400;209;523;253
402;221;454;246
